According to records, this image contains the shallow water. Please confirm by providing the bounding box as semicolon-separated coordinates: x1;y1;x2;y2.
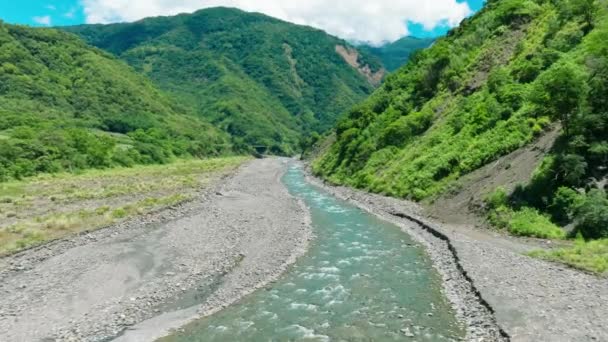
162;164;463;341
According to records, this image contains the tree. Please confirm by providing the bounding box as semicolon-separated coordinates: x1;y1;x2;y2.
575;189;608;239
558;154;588;186
569;0;597;33
551;186;584;224
531;61;589;136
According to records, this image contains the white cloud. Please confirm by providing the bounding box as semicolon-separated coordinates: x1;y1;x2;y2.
79;0;472;44
65;7;78;19
46;5;57;11
33;15;52;26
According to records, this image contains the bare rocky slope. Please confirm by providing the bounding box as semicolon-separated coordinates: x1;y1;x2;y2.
426;125;562;227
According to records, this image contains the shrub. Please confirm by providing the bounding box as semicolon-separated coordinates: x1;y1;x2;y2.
379;110;433;148
575;189;608;239
488;205;512;229
495;0;541;25
111;208;128;219
508;207;566;239
551;186;584;224
548;21;584;52
558;154;588;186
486;187;509;209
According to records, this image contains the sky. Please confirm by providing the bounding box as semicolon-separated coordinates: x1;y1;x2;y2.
0;0;485;44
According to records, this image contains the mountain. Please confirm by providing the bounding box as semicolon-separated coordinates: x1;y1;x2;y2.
314;0;608;241
0;22;228;181
360;37;435;72
65;7;385;154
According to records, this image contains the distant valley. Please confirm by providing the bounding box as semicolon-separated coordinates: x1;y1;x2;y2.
0;7;431;181
64;7;389;155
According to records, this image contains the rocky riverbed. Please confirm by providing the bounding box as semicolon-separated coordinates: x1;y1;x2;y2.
0;158;312;342
3;157;605;342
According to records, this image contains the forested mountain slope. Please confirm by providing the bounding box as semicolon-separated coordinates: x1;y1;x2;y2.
0;23;228;180
314;0;608;245
360;37;435;72
65;7;385;154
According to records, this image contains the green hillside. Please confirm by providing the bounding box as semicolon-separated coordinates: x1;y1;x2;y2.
0;22;228;181
360;37;435;71
65;7;384;154
314;0;608;245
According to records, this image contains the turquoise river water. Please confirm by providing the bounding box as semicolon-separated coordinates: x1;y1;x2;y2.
162;164;463;341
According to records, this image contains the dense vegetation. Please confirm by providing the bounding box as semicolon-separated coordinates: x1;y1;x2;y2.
0;22;231;181
360;37;435;71
314;0;608;270
65;7;383;154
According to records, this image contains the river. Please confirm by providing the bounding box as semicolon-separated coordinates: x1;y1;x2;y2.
161;164;463;341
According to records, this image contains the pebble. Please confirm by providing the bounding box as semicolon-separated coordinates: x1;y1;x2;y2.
400;328;415;337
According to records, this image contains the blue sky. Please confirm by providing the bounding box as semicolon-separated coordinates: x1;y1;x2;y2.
409;0;485;37
0;1;86;27
0;0;485;40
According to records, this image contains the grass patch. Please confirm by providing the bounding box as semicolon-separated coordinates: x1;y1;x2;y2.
0;182;26;198
488;205;566;239
1;194;189;254
26;156;248;201
1;156;248;220
111;208;128;219
508;208;566;239
0;156;250;254
529;239;608;275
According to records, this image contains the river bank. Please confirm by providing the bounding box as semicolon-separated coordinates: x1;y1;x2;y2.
159;163;466;341
0;158;312;341
306;170;608;342
3;157;605;342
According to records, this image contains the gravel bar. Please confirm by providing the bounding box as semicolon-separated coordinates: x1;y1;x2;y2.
0;158;312;342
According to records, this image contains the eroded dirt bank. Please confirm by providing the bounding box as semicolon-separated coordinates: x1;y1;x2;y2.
0;158;312;342
308;172;608;342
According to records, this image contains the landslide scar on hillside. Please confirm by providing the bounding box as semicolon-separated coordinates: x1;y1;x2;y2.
335;45;385;86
